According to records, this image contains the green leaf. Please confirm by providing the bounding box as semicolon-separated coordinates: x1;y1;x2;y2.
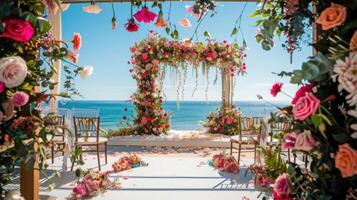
290;70;304;84
311;114;322;129
203;31;211;39
261;40;271;51
231;27;237;37
302;62;320;80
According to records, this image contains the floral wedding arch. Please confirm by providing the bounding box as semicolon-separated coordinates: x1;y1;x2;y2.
130;32;246;135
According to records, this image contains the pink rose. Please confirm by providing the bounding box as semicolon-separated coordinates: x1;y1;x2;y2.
12;91;29;107
0;56;28;88
294;130;315;152
292;92;320;120
152;59;159;65
292;83;314;104
1;18;34;42
282;132;296;150
226;117;234;125
73;183;88;197
0;82;4;93
273;173;292;200
141;117;148;125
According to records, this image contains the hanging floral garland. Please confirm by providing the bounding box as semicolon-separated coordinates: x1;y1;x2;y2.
129;32;246;135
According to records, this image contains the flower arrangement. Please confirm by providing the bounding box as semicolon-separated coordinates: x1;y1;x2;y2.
130;32;245;135
210;153;239;173
69;170;118;200
0;0;86;198
246;146;287;188
112;154;146;172
203;105;241;135
254;1;357;199
246;165;275;187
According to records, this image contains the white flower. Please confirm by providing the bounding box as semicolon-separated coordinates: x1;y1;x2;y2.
79;66;93;79
348;109;357;118
333;53;357;106
0;56;28;88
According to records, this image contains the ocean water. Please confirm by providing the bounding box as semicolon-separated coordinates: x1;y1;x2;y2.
58;101;288;130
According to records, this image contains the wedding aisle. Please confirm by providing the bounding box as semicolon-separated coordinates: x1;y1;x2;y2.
30;147;271;200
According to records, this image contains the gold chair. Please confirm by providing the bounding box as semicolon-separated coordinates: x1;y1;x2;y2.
70;117;108;171
230;117;263;165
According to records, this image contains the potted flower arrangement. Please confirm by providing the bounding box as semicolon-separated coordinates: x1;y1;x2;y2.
203;105;241;135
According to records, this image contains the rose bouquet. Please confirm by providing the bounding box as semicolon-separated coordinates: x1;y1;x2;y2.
254;1;357;198
203;105;241;135
211;153;239;173
70;170;118;200
112;154;146;172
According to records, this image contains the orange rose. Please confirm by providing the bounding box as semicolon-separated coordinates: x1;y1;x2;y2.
335;144;357;178
316;3;347;30
350;31;357;52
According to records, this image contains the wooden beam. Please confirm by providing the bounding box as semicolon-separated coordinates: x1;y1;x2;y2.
48;12;62;113
20;162;39;200
63;0;258;3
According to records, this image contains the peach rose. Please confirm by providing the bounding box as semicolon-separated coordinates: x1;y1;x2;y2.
292;92;320;121
335;144;357;178
316;3;347;30
350;31;357;52
294;130;315;152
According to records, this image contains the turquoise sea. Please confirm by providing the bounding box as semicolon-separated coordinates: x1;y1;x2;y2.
58;101;288;130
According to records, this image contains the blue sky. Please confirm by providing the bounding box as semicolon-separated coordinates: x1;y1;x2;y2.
61;2;311;101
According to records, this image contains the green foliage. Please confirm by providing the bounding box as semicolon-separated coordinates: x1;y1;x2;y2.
259;146;287;178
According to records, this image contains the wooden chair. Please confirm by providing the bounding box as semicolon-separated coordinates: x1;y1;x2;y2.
70;117;108;171
230;117;263;165
48;115;66;164
270;121;293;162
270;121;291;142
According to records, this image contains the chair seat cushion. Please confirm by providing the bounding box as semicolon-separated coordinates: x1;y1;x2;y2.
76;137;108;145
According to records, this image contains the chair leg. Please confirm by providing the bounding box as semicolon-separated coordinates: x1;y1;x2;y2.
237;143;241;165
104;142;108;164
70;146;77;171
253;144;257;164
288;149;291;162
97;144;101;171
51;145;54;164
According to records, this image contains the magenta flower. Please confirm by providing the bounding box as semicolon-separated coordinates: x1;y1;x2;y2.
125;18;139;32
282;132;296;150
72;183;88;198
12;91;29;107
134;7;157;23
0;82;4;94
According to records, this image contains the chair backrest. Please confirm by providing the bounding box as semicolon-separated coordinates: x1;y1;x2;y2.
271;121;291;132
270;121;291;142
73;117;100;142
238;117;263;139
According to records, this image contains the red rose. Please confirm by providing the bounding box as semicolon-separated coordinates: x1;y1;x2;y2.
270;82;283;97
1;18;34;42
